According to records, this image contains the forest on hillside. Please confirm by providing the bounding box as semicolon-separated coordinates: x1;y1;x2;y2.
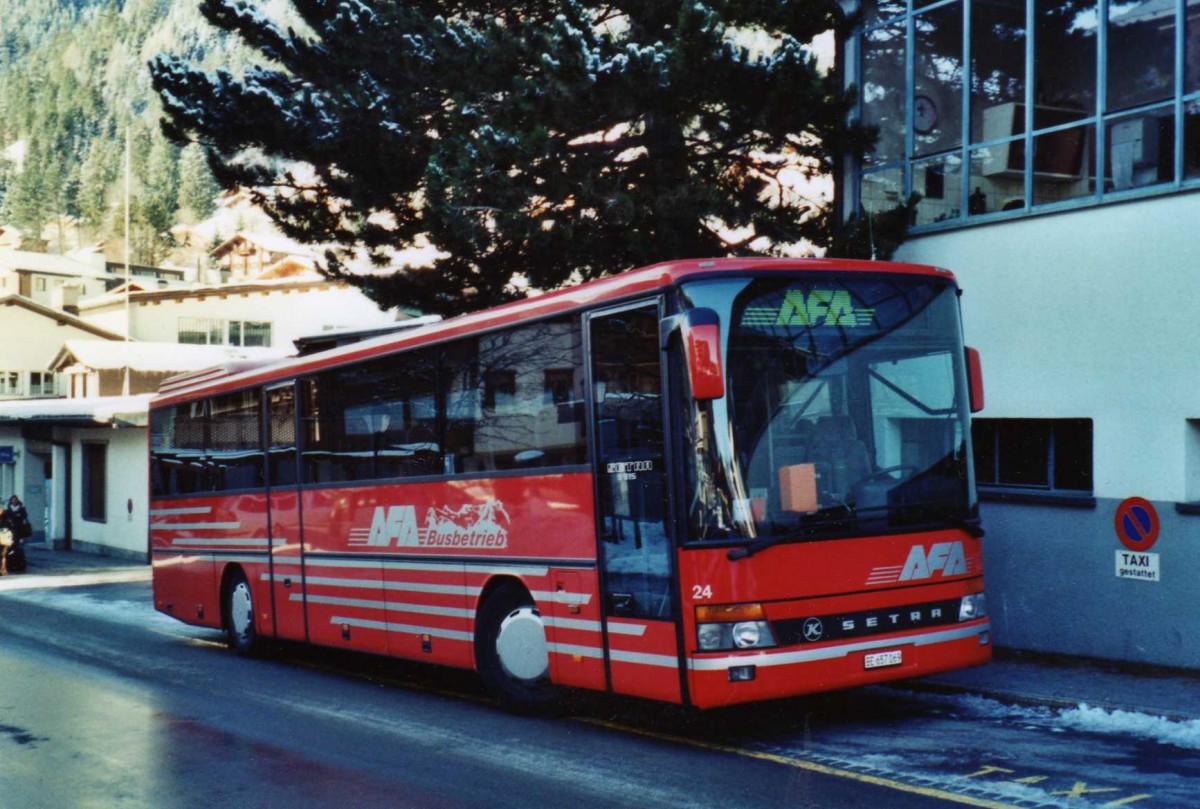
0;0;281;264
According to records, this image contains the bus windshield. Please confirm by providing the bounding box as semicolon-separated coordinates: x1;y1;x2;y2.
679;274;975;546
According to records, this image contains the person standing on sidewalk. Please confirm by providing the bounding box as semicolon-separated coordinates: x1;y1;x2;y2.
1;494;31;574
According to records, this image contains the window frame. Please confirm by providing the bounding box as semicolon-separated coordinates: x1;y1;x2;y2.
972;417;1095;506
82;441;108;523
850;0;1200;231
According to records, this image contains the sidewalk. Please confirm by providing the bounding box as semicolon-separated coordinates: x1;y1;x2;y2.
19;543;148;576
909;649;1200;722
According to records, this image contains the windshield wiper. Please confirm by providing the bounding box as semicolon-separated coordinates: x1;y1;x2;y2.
726;505;982;561
727;505;854;561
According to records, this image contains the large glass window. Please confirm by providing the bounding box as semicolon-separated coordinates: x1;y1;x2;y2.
862;23;907;166
680;276;974;544
853;0;1200;228
1107;0;1175;112
150;401;208;496
208;390;264;491
972;0;1027;143
150;391;264;496
301;317;587;485
443;318;586;473
303;349;440;484
913;2;964;158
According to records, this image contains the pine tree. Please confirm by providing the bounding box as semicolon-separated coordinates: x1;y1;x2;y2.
151;1;907;314
176;142;219;223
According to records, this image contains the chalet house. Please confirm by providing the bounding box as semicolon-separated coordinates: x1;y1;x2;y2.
210;233;316;282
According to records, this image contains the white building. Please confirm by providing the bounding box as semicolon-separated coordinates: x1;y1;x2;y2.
78;275;401;348
0;340;289;558
0;250;116;307
0;252;407;559
842;0;1200;669
0;295;126;400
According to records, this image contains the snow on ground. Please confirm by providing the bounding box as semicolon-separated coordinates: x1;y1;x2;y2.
0;580;212;640
1059;703;1200;751
886;687;1200;750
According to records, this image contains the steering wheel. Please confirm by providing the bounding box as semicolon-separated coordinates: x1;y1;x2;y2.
866;464;920;482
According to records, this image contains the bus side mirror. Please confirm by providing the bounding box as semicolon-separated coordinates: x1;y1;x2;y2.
683;308;725;400
966;347;984;413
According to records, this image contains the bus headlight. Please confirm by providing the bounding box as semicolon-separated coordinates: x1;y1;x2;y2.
959;593;987;622
695;603;777;651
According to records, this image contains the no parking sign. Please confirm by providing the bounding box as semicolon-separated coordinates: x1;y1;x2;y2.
1114;497;1160;582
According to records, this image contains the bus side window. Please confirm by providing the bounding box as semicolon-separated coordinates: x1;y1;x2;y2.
441;318;585;474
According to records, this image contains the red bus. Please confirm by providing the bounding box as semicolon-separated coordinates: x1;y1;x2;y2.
149;258;990;710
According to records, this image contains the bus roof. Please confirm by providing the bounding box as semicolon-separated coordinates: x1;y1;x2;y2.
150;257;954;408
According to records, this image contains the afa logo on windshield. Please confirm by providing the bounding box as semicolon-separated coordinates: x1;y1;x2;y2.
742;290;875;329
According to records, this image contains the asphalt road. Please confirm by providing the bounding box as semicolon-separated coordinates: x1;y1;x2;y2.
0;578;1192;808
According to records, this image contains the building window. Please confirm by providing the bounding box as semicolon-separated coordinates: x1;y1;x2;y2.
0;372;20;396
34;277;46;292
179;318;272;347
483;370;518;411
972;418;1093;495
232;321;272;347
543;369;574;406
851;0;1200;227
82;442;107;522
29;372;56;397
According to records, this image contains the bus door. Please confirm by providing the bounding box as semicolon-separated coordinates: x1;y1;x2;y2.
588;303;682;703
264;382;306;641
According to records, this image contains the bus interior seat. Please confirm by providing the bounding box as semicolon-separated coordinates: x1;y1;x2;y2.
808;416;871;500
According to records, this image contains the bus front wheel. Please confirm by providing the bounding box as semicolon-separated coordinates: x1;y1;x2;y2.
224;569;259;656
475;582;558;713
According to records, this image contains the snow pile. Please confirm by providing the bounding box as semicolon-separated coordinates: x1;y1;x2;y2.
1059;704;1200;750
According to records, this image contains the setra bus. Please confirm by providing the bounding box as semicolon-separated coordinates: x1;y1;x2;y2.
148;258;990;710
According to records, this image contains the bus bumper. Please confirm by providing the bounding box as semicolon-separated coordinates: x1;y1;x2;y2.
686;620;991;710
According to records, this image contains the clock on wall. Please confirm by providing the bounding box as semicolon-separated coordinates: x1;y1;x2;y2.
913;94;938;134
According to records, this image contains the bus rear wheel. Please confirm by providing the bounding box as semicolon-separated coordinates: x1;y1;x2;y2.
475;582;559;713
224;569;259;656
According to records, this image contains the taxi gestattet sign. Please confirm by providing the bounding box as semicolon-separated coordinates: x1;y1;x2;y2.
1114;497;1160;582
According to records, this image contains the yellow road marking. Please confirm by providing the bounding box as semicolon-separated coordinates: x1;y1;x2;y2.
578;717;1026;809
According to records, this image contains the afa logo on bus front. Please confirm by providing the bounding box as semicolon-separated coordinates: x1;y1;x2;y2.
349;502;511;549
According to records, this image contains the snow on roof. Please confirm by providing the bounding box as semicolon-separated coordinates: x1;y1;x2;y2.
50;340;291;373
211;231;317;258
0;393;156;426
0;250;110;278
0;295;127;341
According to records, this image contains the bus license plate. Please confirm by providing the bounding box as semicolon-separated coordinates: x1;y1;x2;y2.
864;650;903;670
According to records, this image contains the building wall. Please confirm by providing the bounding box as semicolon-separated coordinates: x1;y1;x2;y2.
0;302;118;399
70;427;148;560
895;190;1200;668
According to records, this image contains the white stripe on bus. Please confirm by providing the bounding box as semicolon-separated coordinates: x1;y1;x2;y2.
297;594;473;619
608;649;680;669
150;521;241;531
172;538;271;547
547;642;604;659
149;506;213;516
331;616;473;642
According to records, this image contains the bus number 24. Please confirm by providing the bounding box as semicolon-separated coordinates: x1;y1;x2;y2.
692;584;713;600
